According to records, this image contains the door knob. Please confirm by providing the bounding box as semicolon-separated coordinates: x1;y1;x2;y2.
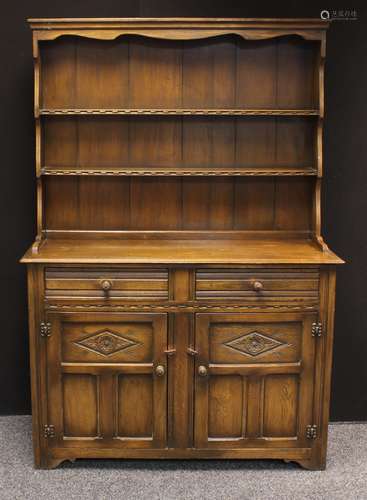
155;365;165;377
198;365;208;377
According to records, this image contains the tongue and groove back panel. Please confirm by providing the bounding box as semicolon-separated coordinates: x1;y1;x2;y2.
40;35;318;110
44;176;314;231
39;34;318;235
42;116;316;172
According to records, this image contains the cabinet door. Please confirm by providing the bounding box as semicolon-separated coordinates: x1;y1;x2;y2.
45;312;167;449
194;312;317;449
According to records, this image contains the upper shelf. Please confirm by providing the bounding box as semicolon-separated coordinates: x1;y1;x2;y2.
39;108;320;117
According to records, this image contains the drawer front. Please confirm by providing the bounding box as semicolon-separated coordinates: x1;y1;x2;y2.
45;267;169;300
195;267;319;301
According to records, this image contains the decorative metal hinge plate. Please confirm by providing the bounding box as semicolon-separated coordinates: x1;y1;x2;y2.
164;348;177;357
187;347;198;357
40;322;51;338
306;424;317;439
311;322;322;337
43;424;55;438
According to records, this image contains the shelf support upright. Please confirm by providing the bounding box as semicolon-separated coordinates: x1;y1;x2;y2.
32;31;44;255
314;32;329;252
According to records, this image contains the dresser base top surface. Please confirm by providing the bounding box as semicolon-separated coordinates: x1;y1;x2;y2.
21;237;343;265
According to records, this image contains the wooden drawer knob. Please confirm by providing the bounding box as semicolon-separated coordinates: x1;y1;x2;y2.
252;280;264;292
100;280;112;292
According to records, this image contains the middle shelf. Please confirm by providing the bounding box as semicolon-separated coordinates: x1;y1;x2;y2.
40;114;319;177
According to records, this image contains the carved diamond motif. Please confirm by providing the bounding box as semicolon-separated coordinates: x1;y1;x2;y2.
224;331;285;357
75;330;138;356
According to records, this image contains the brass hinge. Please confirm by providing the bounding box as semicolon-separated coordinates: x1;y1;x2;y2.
187;347;198;357
40;322;51;338
164;348;177;357
311;322;322;337
306;424;317;439
43;424;55;438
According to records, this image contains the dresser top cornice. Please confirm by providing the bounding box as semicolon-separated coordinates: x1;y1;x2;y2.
27;18;329;43
27;18;330;28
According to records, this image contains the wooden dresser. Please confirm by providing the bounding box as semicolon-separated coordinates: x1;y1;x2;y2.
22;18;343;469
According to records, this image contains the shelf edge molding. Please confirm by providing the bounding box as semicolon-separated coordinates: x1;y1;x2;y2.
39;108;320;116
40;168;318;177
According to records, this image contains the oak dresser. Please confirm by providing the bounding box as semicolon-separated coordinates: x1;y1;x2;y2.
21;18;344;469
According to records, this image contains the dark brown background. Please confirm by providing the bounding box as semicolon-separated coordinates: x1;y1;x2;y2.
1;1;366;420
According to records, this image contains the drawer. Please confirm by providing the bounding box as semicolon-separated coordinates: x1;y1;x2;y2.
195;267;319;301
45;267;169;300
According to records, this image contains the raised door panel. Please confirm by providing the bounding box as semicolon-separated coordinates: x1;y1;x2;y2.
117;374;153;438
62;373;99;438
194;312;317;449
46;312;167;449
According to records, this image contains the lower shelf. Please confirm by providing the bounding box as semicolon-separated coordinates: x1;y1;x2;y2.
21;237;343;264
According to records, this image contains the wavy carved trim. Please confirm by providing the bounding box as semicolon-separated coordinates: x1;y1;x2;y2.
34;29;326;44
45;302;318;312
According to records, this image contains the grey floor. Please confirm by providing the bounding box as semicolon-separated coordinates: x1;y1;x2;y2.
0;416;366;500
